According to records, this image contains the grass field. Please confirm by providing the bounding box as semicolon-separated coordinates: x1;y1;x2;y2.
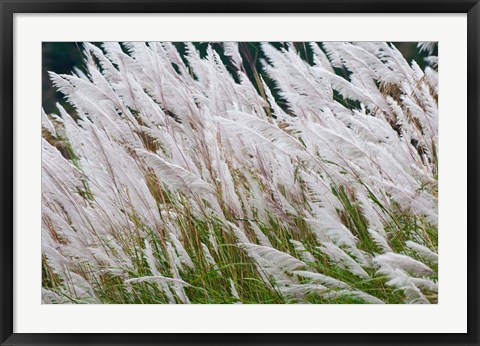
42;42;438;304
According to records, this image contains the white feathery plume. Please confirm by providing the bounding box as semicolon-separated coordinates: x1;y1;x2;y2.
137;149;215;196
405;241;438;264
318;243;370;279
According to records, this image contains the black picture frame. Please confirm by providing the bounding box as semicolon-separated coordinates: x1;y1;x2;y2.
1;0;478;345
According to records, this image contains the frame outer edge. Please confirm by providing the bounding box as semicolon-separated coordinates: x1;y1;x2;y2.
467;2;480;343
0;1;14;345
466;4;479;345
1;0;479;345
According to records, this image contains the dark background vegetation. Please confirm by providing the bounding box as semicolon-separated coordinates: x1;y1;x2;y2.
42;42;429;115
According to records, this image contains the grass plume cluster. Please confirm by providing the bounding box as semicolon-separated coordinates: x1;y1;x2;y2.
42;42;438;304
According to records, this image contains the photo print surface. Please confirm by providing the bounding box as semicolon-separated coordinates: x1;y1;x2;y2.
42;42;438;304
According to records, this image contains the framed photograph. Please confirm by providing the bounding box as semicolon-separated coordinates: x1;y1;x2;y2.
1;0;478;345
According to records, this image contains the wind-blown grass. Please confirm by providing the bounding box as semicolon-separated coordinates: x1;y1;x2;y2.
42;42;438;304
